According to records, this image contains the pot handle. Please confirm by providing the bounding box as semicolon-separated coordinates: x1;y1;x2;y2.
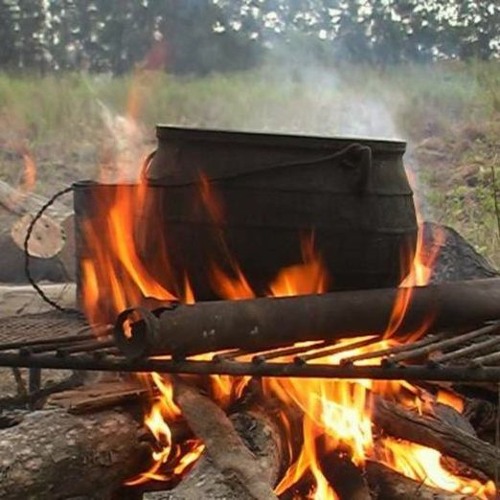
339;144;372;194
140;149;157;182
140;143;372;193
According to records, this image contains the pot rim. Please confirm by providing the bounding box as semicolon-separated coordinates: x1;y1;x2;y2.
155;125;407;153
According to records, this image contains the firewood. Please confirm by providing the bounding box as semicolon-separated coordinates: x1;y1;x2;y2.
47;378;148;414
145;379;285;500
425;222;499;283
365;461;478;499
372;397;499;481
0;408;147;500
0;211;68;283
319;449;371;500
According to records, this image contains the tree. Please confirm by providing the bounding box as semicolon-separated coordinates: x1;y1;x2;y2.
0;0;19;68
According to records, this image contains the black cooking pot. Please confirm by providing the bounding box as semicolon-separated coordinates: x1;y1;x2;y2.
74;126;417;302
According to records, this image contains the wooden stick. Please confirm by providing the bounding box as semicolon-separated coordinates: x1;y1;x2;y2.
160;378;284;500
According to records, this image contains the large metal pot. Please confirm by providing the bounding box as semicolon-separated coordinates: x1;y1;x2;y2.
74;126;417;302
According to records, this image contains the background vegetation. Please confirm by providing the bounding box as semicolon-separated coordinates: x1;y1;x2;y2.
0;1;499;266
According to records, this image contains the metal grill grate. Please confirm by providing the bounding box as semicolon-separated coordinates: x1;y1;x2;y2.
1;313;500;382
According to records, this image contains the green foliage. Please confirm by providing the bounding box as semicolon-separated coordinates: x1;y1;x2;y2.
0;1;499;75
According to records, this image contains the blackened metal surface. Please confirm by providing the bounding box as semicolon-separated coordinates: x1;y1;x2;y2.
148;126;417;297
113;279;500;359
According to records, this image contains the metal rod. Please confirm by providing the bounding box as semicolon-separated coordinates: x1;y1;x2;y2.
389;323;500;363
57;339;115;356
296;337;377;364
2;352;500;382
21;335;113;355
434;336;500;363
114;279;500;359
253;341;329;363
212;349;253;361
28;367;41;394
0;333;95;352
0;325;112;352
342;333;446;364
470;351;500;367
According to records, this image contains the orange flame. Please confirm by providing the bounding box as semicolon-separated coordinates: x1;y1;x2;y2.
4;145;37;210
380;438;496;499
19;150;36;194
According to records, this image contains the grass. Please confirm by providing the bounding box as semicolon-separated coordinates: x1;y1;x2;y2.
0;60;499;266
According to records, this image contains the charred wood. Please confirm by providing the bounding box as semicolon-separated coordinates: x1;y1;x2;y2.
319;449;371;500
365;461;478;499
425;222;499;283
372;397;500;481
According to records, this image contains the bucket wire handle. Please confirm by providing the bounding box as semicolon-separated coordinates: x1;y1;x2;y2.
24;185;79;314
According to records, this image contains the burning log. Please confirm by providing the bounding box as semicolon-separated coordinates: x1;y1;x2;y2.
156;379;284;500
116;278;500;359
0;408;147;500
372;397;500;481
319;450;372;500
365;461;477;499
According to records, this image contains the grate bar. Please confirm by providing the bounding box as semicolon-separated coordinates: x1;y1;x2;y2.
387;322;500;363
0;350;500;381
470;351;500;367
252;341;330;363
295;336;377;364
56;339;116;356
340;332;447;365
433;336;500;364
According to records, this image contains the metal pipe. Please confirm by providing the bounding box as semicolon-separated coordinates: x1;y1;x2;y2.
114;279;500;359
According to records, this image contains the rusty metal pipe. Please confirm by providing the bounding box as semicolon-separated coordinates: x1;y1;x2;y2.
114;278;500;359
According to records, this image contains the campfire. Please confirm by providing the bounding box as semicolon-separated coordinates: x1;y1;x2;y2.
1;126;500;500
72;127;497;499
